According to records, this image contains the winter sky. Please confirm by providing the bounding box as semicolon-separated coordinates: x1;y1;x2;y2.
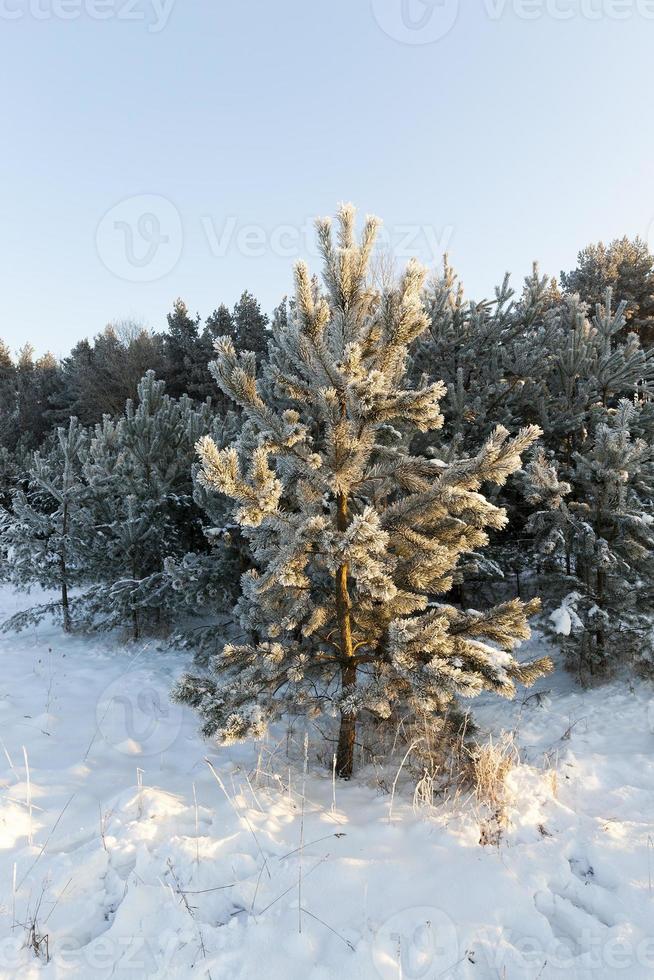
2;0;653;355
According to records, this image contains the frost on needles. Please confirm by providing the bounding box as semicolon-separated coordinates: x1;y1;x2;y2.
173;205;553;778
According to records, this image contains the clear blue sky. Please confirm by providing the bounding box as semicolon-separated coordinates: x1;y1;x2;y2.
1;0;653;356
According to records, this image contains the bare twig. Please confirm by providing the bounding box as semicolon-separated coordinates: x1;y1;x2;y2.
389;738;424;823
298;733;308;935
166;859;212;979
16;794;76;891
300;906;355;951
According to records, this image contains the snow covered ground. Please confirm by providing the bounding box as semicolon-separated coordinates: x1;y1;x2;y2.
0;585;653;979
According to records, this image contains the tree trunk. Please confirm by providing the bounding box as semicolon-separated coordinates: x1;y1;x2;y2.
60;501;71;633
61;574;71;633
594;500;609;672
451;582;465;608
595;567;606;667
335;490;356;778
336;700;356;779
131;557;140;641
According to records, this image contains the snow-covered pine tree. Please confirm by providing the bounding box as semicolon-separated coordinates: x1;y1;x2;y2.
407;262;563;604
0;447;16;513
0;418;90;632
174;205;552;777
231;291;270;360
0;340;17;452
515;287;654;675
163;299;209;400
409;258;558;456
164;408;245;659
81;372;214;637
561;236;654;347
525;399;654;677
525;291;651;451
414;264;654;622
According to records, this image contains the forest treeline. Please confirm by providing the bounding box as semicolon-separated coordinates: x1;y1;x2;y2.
0;290;270;454
1;225;653;776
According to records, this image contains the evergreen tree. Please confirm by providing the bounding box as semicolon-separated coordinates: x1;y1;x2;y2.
204;303;233;341
561;236;654;347
412;263;654;612
231;290;270;359
164;408;244;658
3;345;65;451
81;372;214;637
163;299;209;399
0;419;90;632
0;340;17;450
408;261;561;602
515;290;654;676
174;205;551;777
54;322;167;425
0;447;18;513
410;258;559;456
201;306;237;413
525;400;654;677
271;297;289;332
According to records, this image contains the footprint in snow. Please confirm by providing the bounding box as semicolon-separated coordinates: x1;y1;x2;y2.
534;872;622;959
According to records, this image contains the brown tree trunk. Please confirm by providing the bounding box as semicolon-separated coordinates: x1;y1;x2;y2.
335;490;356;778
336;708;356;778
